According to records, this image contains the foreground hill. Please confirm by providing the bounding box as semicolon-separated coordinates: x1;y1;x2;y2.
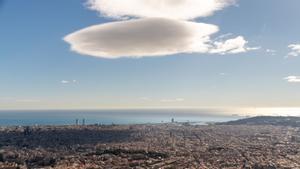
219;116;300;127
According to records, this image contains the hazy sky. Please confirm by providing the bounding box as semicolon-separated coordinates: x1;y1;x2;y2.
0;0;300;110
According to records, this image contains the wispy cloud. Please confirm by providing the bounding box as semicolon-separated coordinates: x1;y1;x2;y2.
16;99;41;103
160;98;185;103
284;76;300;83
0;97;41;103
286;44;300;58
219;72;229;76
61;80;70;84
266;49;276;55
140;97;185;103
140;97;152;101
61;80;77;84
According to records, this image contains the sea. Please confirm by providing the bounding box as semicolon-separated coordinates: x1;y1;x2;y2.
0;109;243;126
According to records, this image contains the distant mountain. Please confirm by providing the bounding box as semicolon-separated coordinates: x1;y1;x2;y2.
218;116;300;127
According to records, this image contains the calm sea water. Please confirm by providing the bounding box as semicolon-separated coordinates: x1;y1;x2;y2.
0;109;242;126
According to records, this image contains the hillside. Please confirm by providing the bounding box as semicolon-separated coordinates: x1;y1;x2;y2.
219;116;300;127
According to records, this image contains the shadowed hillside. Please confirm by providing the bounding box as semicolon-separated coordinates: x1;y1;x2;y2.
219;116;300;127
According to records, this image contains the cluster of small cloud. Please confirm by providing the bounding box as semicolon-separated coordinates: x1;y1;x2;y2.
283;44;300;83
64;0;258;59
287;44;300;58
61;80;77;84
210;36;260;55
284;76;300;83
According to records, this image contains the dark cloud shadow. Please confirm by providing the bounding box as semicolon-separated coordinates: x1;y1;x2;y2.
0;127;137;148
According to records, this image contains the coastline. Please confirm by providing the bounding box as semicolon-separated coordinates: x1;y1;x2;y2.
0;109;242;126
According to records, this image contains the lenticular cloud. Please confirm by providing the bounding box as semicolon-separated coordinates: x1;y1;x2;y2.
64;18;218;58
86;0;236;20
64;0;257;59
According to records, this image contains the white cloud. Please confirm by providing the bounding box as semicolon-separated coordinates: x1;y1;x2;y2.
61;80;69;84
266;49;276;55
160;98;185;103
214;33;233;40
61;80;77;84
219;72;229;76
64;18;219;58
266;49;277;54
64;18;257;59
287;44;300;57
86;0;236;20
284;76;300;83
64;0;257;59
210;36;260;55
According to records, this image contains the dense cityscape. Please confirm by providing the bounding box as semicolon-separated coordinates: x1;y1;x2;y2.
0;117;300;169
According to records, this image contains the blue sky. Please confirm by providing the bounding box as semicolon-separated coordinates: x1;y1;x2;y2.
0;0;300;111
